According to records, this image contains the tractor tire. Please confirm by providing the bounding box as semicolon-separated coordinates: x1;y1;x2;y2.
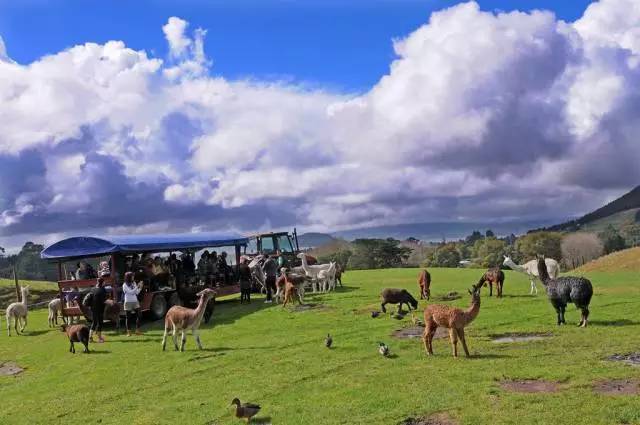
150;294;168;320
168;292;182;308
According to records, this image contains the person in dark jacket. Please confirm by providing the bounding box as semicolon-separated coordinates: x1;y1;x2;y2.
87;277;107;343
262;254;278;303
238;258;252;304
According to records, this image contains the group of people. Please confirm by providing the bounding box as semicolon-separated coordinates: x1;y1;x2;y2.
237;252;288;305
196;250;233;286
79;271;143;343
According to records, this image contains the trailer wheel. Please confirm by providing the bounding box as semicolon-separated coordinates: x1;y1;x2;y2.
168;292;182;308
150;294;167;320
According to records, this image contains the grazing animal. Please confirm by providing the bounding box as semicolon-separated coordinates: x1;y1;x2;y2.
231;398;261;423
477;268;505;297
325;333;333;348
422;284;481;358
378;342;390;357
162;288;216;351
417;269;431;300
503;255;559;295
5;286;30;336
274;270;308;304
380;288;419;314
297;253;333;293
48;298;63;327
78;299;122;332
61;324;90;353
537;255;593;327
282;273;302;308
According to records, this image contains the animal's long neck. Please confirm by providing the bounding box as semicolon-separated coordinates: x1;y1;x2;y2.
506;260;527;274
21;289;28;308
537;258;550;285
463;298;480;325
193;294;209;322
300;256;310;272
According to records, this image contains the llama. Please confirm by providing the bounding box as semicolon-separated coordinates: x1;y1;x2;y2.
477;268;505;297
317;262;337;293
61;324;90;354
282;273;303;307
297;253;333;293
5;286;30;336
537;255;593;327
380;288;418;314
162;288;216;351
48;298;63;327
417;269;431;300
274;270;308;303
503;255;559;295
422;284;481;358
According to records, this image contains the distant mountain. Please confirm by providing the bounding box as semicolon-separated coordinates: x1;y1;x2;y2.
331;219;558;242
297;232;336;248
536;185;640;233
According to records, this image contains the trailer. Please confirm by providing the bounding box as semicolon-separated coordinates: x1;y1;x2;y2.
40;232;249;320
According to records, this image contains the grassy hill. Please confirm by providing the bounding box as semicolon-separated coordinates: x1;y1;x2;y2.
1;268;640;424
575;247;640;273
0;278;58;310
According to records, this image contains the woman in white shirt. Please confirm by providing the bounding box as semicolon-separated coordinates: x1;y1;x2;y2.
122;271;143;336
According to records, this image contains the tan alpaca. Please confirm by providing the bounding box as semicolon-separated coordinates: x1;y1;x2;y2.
162;288;216;351
48;298;63;327
422;284;481;358
5;286;30;336
282;272;303;308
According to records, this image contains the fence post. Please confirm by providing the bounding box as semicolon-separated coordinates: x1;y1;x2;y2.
13;266;20;302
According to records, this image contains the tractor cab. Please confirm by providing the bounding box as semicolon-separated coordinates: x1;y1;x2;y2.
245;229;304;267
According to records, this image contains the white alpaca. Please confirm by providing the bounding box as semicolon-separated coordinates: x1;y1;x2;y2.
48;298;64;327
297;253;332;293
503;255;560;295
6;286;30;336
318;262;337;293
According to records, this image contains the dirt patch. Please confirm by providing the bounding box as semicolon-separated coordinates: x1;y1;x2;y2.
0;362;24;376
433;292;461;301
290;303;328;312
607;353;640;367
594;379;640;395
399;413;457;425
500;379;559;393
491;332;552;343
392;326;448;340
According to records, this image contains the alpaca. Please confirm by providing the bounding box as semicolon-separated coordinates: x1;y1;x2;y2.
477;268;505;297
6;286;30;336
380;288;418;314
297;253;333;293
502;255;559;295
537;255;593;327
317;262;337;293
417;269;431;300
61;324;90;354
274;270;308;303
48;298;63;327
335;263;345;287
162;288;216;351
422;284;481;358
282;273;303;307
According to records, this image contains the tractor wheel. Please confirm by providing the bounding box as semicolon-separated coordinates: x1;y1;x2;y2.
150;294;168;320
168;292;182;308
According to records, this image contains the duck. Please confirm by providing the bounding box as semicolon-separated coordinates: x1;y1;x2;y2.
371;311;380;318
378;342;390;357
325;333;333;348
231;398;261;423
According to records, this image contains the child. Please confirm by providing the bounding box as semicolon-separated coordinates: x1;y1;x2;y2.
122;272;143;336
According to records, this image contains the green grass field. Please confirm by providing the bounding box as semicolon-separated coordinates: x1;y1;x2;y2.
1;268;640;425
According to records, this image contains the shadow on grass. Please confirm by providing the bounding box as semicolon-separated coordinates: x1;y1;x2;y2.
590;319;639;327
252;416;272;424
21;330;50;336
110;338;161;343
470;353;511;359
500;294;536;299
87;350;111;355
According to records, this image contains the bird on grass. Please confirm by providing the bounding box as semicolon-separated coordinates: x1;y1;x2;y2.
325;333;333;348
378;342;390;357
371;311;380;318
231;398;261;423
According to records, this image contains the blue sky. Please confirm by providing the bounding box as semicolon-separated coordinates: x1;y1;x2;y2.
1;0;638;250
0;0;594;91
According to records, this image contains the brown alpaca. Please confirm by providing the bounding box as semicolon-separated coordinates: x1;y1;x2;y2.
417;269;431;300
61;324;90;354
422;284;481;358
478;268;505;297
282;273;303;307
162;288;216;351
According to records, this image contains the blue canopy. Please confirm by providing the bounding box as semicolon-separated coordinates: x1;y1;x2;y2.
41;232;249;261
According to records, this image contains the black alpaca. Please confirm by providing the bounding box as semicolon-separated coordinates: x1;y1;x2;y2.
537;255;593;327
380;288;419;314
